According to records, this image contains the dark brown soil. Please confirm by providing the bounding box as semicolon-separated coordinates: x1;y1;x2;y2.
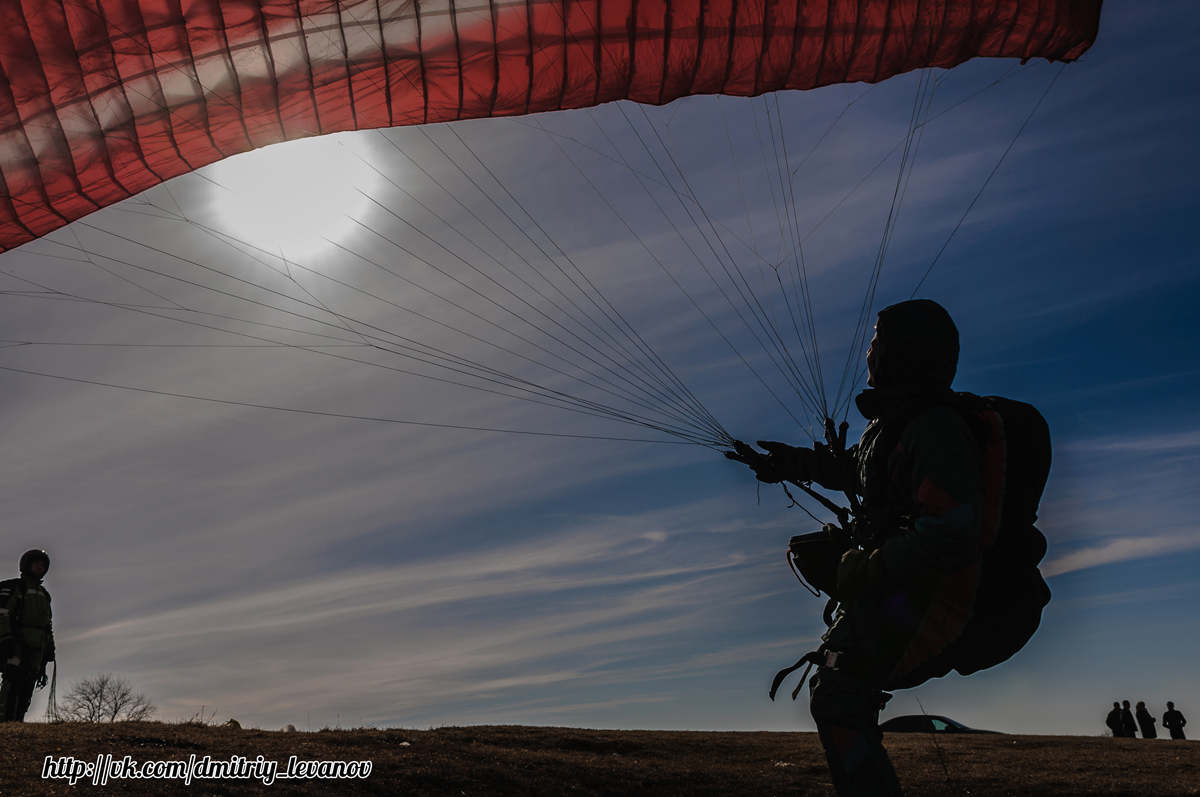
1;722;1196;796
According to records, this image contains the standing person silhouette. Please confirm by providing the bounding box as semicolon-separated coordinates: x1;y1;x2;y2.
1106;702;1125;737
1135;702;1157;738
728;300;985;797
1120;701;1138;738
0;550;55;722
1162;702;1187;740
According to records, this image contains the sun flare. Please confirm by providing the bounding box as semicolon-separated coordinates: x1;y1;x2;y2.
204;134;383;259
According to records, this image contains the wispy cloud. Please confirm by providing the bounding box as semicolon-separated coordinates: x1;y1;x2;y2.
1043;531;1200;577
49;501;803;726
1063;428;1200;453
68;527;747;645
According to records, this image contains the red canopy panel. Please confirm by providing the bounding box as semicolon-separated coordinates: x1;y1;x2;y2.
0;0;1102;252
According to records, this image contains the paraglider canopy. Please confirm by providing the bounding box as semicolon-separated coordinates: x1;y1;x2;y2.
0;0;1101;251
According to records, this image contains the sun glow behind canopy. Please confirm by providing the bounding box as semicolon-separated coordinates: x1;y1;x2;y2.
204;135;383;259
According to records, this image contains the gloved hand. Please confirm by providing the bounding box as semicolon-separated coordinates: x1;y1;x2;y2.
35;665;48;690
836;548;889;601
758;441;816;481
725;440;815;484
725;441;783;483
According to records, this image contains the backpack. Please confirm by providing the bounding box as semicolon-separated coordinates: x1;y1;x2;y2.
770;392;1052;698
0;577;53;654
885;392;1053;688
0;577;28;656
0;577;27;624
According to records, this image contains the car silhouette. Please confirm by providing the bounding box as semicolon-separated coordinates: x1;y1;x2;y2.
878;715;1001;734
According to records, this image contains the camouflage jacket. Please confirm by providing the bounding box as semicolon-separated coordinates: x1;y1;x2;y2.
0;575;55;662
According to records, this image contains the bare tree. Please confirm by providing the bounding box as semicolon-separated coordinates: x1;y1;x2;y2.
59;674;157;722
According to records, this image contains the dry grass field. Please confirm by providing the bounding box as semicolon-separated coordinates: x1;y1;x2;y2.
1;722;1196;796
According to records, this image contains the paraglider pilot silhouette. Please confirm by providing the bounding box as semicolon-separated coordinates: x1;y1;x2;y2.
1;550;55;722
728;299;1052;796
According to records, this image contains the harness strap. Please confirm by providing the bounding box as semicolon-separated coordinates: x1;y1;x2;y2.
823;597;839;628
791;663;815;701
1;578;26;625
769;649;825;701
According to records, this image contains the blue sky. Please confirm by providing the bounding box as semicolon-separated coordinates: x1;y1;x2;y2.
2;2;1197;736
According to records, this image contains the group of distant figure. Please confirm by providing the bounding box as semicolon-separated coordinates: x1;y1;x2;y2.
1106;700;1187;739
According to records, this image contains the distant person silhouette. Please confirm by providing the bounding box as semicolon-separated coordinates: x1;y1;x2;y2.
1163;702;1187;740
1135;702;1157;739
1120;701;1138;738
1106;702;1125;737
0;550;55;722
